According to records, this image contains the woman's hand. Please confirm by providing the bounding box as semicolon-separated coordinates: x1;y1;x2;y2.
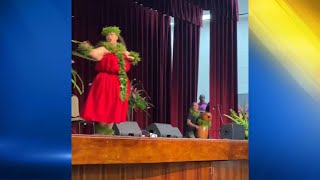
126;56;135;61
124;51;130;57
124;51;135;61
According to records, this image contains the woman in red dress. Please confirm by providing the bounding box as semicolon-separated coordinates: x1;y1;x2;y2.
79;26;139;134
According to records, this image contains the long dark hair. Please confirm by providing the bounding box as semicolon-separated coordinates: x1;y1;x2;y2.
118;35;126;47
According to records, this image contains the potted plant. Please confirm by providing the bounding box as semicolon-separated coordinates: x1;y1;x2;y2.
196;112;212;138
224;106;249;139
128;79;154;121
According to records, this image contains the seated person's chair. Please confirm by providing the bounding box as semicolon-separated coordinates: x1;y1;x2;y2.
72;95;95;134
72;95;82;121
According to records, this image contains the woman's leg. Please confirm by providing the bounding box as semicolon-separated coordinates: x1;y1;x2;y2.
105;123;114;129
95;122;114;135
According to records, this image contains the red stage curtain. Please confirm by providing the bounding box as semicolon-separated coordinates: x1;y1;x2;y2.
209;15;238;138
186;0;239;20
170;19;200;134
132;0;203;26
184;0;239;138
131;0;239;137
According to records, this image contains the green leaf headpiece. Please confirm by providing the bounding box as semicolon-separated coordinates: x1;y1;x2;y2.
101;26;121;37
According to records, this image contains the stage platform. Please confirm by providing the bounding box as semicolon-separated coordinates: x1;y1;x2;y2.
72;135;248;179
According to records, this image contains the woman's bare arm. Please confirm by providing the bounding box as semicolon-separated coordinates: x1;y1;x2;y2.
89;46;109;61
124;50;135;62
80;41;109;61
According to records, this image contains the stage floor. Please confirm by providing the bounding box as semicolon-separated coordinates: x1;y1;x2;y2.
72;135;248;179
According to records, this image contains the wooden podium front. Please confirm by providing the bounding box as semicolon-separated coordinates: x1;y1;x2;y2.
72;135;248;180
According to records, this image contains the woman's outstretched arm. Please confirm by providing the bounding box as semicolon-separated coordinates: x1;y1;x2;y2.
79;41;109;61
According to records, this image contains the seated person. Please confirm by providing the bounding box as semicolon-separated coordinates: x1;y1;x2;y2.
185;102;200;138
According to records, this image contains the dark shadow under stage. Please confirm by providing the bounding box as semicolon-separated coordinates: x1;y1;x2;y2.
72;135;248;179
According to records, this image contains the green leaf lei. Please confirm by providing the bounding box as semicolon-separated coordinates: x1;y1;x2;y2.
189;108;200;118
100;41;128;101
129;51;141;65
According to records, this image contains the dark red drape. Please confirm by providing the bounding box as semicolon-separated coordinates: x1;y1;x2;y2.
170;19;200;134
72;0;172;129
133;0;203;26
209;14;238;138
186;0;239;20
132;0;240;24
133;0;239;138
126;5;172;129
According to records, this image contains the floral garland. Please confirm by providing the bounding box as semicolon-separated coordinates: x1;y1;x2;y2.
100;41;128;101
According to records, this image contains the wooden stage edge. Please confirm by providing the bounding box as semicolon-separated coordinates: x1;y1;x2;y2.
72;134;248;165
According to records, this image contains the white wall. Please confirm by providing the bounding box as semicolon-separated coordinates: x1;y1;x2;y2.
236;0;249;107
237;15;249;95
197;19;210;101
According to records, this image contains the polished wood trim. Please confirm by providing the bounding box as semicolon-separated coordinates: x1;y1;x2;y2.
228;140;248;160
72;135;248;165
72;161;248;180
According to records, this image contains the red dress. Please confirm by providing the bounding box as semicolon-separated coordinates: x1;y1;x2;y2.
81;53;131;124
